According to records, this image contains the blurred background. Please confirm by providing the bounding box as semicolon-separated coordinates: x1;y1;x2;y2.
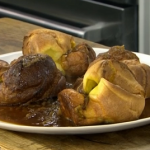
0;0;149;54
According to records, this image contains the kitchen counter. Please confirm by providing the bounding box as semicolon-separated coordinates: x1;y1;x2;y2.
0;17;150;150
0;17;107;54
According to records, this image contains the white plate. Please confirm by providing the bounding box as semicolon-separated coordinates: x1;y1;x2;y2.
0;48;150;134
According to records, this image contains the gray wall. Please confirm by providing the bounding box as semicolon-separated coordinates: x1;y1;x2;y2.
139;0;150;54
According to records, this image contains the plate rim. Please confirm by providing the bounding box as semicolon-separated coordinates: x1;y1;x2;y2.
0;48;150;134
0;117;150;134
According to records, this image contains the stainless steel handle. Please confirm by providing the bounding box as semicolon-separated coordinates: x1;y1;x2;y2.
83;22;121;42
0;6;84;37
0;5;121;42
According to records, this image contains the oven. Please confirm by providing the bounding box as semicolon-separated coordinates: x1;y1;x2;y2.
0;0;138;52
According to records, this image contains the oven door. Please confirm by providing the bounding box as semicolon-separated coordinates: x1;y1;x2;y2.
0;0;137;51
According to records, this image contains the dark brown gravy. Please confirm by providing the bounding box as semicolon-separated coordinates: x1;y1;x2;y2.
140;98;150;118
0;98;74;127
0;98;150;127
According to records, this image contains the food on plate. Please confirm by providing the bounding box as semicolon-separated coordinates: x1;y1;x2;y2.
58;46;145;126
0;54;66;105
0;28;149;127
22;29;96;81
96;45;139;62
97;45;150;99
61;43;96;81
127;63;150;99
22;28;75;74
0;60;10;81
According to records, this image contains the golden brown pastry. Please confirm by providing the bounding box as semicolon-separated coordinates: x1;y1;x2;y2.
95;45;139;65
61;43;96;81
97;45;150;99
58;58;145;126
0;60;10;81
22;29;96;81
127;63;150;99
0;54;66;105
22;28;76;73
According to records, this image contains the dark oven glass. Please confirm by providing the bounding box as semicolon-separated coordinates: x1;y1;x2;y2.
0;0;138;52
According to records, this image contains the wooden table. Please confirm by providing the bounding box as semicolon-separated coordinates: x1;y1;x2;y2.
0;18;150;150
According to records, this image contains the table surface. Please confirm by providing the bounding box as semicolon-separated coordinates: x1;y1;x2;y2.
0;17;150;150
